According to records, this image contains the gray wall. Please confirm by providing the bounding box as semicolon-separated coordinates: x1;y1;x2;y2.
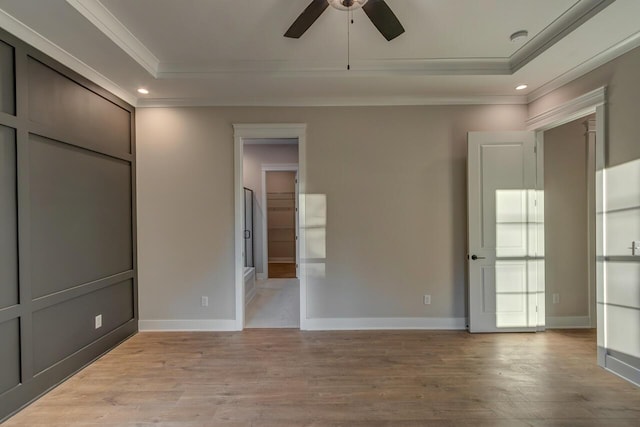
0;29;137;421
544;117;590;319
136;104;528;324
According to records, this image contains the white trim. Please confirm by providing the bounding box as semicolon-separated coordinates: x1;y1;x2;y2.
139;319;236;332
584;119;598;329
0;8;136;105
262;164;299;279
528;30;640;103
510;0;614;72
256;273;267;281
65;0;159;76
233;124;307;138
137;95;527;108
546;316;592;329
234;124;307;330
157;58;511;77
535;133;546;331
604;354;640;387
526;87;606;131
595;104;606;367
303;317;467;331
528;89;606;367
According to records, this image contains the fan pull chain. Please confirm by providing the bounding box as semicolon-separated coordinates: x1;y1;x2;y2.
347;9;351;70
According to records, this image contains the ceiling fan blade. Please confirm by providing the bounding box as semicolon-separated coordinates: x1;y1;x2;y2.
362;0;405;41
284;0;330;38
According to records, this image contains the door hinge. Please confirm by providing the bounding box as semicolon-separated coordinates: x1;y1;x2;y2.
536;305;538;312
534;145;537;154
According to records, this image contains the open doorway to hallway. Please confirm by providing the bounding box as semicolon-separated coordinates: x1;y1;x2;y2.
542;114;597;330
241;139;300;328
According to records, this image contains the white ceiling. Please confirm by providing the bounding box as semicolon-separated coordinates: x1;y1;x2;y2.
0;0;639;107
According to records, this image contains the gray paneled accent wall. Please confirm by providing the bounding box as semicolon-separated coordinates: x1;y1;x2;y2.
0;28;137;421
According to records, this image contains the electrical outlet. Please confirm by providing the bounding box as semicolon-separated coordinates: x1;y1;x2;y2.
94;314;102;329
201;296;209;307
552;293;560;304
423;294;431;305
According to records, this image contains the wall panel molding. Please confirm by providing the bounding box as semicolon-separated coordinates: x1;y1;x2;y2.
0;26;137;423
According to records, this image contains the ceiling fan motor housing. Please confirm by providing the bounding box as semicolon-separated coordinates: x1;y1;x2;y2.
328;0;369;11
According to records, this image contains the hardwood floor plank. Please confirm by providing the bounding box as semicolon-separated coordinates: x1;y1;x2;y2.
3;329;640;426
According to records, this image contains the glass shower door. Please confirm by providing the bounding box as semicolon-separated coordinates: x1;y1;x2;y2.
243;188;254;268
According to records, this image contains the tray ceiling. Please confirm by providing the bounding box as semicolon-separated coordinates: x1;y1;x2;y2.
0;0;638;106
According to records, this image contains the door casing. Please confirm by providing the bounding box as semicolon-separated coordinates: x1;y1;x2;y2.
233;124;307;331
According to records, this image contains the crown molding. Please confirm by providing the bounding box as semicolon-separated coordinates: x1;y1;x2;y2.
137;95;527;108
65;0;159;76
527;30;640;103
156;58;511;78
510;0;615;72
526;86;605;131
0;8;136;105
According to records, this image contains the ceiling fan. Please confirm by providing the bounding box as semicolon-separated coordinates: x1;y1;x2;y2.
284;0;405;41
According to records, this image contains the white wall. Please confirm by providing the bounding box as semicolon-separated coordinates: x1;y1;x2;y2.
242;144;298;274
136;104;528;327
544;117;590;322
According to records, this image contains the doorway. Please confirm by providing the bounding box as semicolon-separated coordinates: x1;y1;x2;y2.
467;87;605;336
542;114;597;329
233;124;307;330
265;170;298;279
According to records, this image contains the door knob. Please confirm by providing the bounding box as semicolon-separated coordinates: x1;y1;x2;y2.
470;254;485;260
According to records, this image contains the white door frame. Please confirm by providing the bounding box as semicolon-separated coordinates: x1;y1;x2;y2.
525;87;606;364
233;124;307;331
262;164;299;279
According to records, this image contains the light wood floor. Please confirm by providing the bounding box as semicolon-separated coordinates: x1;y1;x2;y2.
4;330;640;426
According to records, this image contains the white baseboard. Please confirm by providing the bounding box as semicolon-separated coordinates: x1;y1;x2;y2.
302;317;467;331
605;354;640;387
256;273;267;280
139;319;237;332
546;316;592;329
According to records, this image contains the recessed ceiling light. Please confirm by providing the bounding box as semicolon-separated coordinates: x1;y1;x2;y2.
137;88;149;95
515;84;528;91
510;30;529;43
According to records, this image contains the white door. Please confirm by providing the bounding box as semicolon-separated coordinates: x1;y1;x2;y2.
468;131;541;333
